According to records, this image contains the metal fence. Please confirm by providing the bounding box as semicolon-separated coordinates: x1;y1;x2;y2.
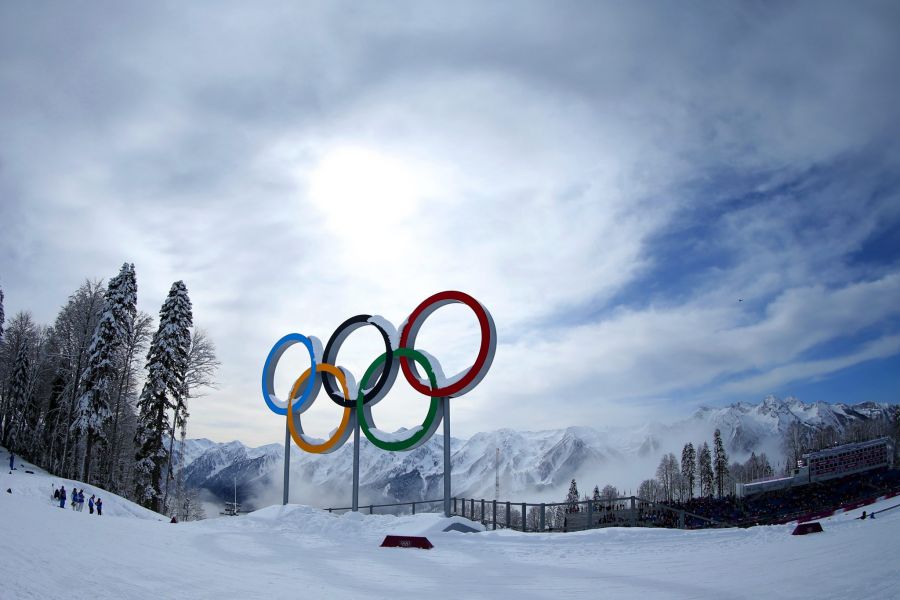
325;496;734;531
449;496;734;531
326;498;446;517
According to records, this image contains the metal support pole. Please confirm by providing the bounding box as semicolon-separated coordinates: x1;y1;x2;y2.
369;504;373;515
442;397;451;518
481;498;485;522
492;500;497;530
630;496;636;527
471;498;475;519
521;503;527;532
412;502;416;515
461;498;465;518
506;501;511;528
352;418;360;512
282;420;291;505
453;497;457;514
587;498;593;530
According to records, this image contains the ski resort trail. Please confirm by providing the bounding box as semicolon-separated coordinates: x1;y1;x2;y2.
2;459;898;599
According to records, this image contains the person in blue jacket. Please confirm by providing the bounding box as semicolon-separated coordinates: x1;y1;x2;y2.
96;497;102;516
58;486;66;508
8;452;14;471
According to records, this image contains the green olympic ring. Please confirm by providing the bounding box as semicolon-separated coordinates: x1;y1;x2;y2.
356;347;443;452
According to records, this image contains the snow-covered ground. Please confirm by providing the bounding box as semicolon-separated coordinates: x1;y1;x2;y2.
2;452;898;600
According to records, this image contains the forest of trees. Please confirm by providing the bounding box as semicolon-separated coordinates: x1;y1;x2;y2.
0;264;218;521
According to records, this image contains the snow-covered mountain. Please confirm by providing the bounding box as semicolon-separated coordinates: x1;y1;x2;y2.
180;426;624;511
181;397;896;510
681;396;895;455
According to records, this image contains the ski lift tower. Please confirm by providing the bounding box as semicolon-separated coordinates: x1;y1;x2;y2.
221;477;241;516
495;447;500;500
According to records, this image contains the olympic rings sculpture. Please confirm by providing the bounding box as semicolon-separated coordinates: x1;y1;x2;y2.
261;291;496;453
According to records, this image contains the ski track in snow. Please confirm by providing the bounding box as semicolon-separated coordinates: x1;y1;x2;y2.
2;455;898;600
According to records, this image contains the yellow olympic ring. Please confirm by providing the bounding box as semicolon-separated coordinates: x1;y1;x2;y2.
287;363;353;454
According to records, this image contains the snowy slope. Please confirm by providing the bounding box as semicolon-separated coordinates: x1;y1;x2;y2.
1;448;164;521
2;451;899;599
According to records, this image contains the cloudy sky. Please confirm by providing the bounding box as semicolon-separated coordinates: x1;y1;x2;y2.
1;1;898;446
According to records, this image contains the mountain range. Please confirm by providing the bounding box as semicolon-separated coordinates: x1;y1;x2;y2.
179;396;896;512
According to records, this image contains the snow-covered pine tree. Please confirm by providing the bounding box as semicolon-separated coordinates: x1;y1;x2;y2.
698;441;713;498
565;478;580;512
681;442;696;500
134;281;192;513
0;285;5;344
1;312;38;449
73;263;137;484
6;341;31;453
713;429;729;499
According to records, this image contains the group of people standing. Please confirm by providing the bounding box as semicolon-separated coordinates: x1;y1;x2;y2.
53;485;102;515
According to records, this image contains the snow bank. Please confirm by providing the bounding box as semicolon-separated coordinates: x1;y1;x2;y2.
1;447;164;521
2;448;899;599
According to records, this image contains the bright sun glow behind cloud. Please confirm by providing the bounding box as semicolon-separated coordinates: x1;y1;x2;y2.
308;146;428;238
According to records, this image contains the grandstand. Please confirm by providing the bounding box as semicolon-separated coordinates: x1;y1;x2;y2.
677;463;900;528
736;436;894;498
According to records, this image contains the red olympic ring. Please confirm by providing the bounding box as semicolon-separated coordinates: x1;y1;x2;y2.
399;290;496;398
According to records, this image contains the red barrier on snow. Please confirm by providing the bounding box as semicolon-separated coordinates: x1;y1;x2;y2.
792;522;824;535
842;499;874;512
380;535;433;549
798;510;834;523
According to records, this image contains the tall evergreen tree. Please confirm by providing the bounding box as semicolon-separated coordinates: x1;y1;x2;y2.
1;312;38;448
0;285;5;344
565;478;580;512
681;442;696;500
713;429;729;498
698;442;714;497
134;281;192;513
6;342;31;453
73;263;137;484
